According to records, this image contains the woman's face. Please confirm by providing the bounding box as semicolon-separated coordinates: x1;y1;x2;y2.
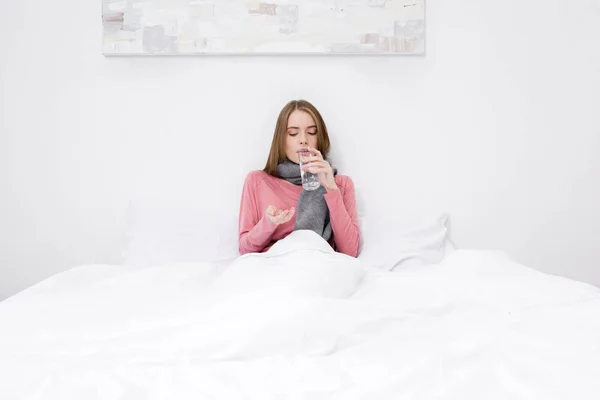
284;110;318;163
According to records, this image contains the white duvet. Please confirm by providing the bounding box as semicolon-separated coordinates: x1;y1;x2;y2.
1;231;599;399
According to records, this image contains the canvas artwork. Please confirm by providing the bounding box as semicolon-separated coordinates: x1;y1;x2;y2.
102;0;425;55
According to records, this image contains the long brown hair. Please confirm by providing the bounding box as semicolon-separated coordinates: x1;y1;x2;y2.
263;99;331;177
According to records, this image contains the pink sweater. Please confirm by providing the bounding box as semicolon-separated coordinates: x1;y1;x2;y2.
238;170;360;257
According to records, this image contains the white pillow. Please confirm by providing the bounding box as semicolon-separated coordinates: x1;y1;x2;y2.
122;194;452;271
358;213;451;271
122;199;239;267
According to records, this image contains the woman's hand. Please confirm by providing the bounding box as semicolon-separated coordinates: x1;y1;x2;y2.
302;147;338;192
266;205;295;225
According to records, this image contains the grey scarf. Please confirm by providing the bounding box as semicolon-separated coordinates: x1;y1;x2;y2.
277;159;338;241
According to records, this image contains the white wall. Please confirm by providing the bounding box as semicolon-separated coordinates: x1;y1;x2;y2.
1;0;599;300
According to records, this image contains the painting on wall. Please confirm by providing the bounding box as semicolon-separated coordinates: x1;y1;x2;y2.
102;0;425;55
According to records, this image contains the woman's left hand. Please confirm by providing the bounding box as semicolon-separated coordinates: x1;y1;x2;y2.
303;147;338;192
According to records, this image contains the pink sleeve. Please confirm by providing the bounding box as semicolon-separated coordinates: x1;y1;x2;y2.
238;172;277;255
323;177;360;257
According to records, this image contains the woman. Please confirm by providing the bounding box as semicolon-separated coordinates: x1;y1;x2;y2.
238;99;360;257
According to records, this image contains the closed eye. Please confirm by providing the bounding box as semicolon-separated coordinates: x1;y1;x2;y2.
287;131;317;136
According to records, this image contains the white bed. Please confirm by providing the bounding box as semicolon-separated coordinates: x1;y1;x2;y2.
1;226;599;399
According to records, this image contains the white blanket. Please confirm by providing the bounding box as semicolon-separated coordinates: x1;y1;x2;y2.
1;231;600;399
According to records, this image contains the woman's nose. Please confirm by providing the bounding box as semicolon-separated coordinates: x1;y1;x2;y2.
299;132;308;145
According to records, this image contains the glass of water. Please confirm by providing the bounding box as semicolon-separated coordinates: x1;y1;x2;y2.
297;148;320;191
